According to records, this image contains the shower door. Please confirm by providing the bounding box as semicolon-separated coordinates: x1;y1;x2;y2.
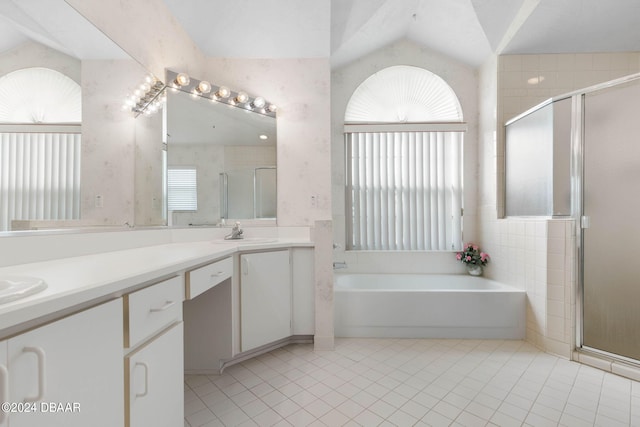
582;79;640;361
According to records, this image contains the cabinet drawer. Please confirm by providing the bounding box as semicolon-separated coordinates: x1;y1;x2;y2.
125;276;182;348
186;257;232;300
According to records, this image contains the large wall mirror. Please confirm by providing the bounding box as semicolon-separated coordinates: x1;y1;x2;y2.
0;0;153;233
165;80;277;226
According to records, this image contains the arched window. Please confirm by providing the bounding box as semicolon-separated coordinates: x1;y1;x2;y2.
344;66;465;251
0;67;81;123
0;68;81;231
345;65;463;123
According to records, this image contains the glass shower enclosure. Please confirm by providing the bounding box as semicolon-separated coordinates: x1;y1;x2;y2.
582;79;640;361
505;73;640;364
219;167;276;220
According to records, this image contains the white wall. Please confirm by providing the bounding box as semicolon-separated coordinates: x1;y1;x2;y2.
66;0;207;80
80;60;148;226
0;40;80;83
331;39;478;274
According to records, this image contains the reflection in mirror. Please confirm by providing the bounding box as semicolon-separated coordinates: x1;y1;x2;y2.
166;87;277;226
0;0;151;233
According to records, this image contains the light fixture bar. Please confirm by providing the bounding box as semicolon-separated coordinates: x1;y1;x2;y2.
165;70;276;118
123;74;167;117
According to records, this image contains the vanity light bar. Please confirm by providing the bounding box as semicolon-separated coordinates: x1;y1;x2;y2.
123;74;167;117
166;70;276;118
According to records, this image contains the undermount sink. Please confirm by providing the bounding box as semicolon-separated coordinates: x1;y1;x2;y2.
0;276;47;304
212;238;278;244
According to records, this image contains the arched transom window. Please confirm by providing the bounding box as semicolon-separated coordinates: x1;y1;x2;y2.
0;67;81;124
345;65;463;123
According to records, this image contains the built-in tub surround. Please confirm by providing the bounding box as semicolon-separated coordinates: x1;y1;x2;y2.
334;274;525;339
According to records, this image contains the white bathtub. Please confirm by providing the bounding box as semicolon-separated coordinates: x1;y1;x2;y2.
334;274;525;339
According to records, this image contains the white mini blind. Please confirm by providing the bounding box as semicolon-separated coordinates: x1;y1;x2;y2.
0;132;81;231
167;168;198;211
346;130;463;251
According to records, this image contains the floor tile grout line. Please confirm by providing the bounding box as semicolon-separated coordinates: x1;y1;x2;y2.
183;340;640;427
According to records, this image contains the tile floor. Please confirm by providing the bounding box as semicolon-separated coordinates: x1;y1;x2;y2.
184;338;640;426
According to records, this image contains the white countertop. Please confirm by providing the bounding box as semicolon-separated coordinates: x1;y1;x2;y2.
0;238;313;338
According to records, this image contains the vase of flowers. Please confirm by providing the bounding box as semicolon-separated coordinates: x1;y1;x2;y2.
456;243;489;276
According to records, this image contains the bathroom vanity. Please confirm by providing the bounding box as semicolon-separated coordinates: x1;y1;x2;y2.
0;232;314;427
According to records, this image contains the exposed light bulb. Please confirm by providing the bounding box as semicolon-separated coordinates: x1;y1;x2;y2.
267;103;277;113
252;96;266;109
216;86;231;99
175;73;190;87
235;91;249;104
196;80;212;94
139;82;151;92
259;134;268;140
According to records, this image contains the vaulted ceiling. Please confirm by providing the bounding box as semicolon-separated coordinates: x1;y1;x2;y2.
2;0;640;69
161;0;640;68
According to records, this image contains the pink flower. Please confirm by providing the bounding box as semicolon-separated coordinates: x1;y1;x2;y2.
466;256;471;262
480;252;489;262
456;253;462;260
473;245;479;251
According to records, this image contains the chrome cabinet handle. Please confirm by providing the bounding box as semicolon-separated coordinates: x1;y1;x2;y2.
149;300;177;312
134;362;149;398
23;346;46;402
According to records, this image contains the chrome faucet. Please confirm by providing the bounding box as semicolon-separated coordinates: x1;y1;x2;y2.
224;221;244;240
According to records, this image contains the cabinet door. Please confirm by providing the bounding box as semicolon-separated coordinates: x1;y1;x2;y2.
241;250;291;352
0;341;6;427
8;299;123;427
126;323;184;427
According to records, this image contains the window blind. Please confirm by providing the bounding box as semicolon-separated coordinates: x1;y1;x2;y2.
0;132;81;231
346;131;463;251
167;168;198;211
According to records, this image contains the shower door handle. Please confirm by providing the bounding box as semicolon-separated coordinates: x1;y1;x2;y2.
581;215;590;229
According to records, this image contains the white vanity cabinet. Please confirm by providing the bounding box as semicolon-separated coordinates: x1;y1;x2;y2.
123;276;183;427
5;299;124;427
240;250;292;352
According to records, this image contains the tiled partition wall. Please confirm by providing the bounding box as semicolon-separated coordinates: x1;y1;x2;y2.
482;218;575;358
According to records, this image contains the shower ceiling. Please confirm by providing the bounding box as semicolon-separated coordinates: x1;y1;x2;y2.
161;0;640;68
